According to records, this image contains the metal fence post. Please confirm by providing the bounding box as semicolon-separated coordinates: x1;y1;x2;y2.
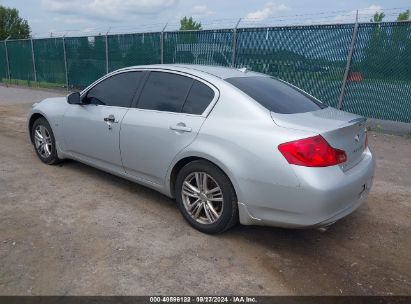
105;28;110;74
62;36;69;91
4;38;11;82
231;18;241;67
337;12;359;109
160;23;167;64
30;38;37;84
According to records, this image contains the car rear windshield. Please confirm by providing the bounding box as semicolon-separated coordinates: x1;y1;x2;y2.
225;76;327;114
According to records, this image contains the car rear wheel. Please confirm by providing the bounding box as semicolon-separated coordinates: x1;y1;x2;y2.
175;160;238;234
32;117;61;165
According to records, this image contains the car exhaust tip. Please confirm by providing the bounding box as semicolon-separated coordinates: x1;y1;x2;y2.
316;227;329;233
315;221;336;232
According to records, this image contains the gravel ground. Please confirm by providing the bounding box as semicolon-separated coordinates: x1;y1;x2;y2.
0;85;410;295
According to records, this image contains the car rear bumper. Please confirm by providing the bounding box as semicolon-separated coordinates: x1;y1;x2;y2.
238;148;376;228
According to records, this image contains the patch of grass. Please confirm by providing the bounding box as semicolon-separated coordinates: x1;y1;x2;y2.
2;78;66;90
367;124;383;133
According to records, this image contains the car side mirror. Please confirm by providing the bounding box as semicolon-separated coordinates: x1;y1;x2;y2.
67;92;82;105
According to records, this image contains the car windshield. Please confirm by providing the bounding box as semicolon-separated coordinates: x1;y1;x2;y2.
225;76;327;114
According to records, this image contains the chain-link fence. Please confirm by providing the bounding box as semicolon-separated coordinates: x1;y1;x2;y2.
0;42;7;79
235;24;355;109
1;22;410;123
109;32;161;71
7;39;35;83
344;22;411;122
33;38;66;85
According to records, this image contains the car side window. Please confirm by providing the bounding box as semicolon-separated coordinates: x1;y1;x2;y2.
137;72;193;113
182;80;215;115
84;71;144;107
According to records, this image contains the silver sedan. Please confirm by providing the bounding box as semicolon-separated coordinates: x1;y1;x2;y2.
28;64;375;234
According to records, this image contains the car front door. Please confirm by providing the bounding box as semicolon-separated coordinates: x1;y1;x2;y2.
63;71;145;173
120;71;217;186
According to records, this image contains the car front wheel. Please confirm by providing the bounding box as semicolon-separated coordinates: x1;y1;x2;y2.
32;117;61;165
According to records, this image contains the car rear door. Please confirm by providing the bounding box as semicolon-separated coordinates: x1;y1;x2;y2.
120;70;217;186
63;71;145;173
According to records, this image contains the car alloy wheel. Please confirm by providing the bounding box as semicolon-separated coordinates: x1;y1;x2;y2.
34;124;53;159
181;171;224;224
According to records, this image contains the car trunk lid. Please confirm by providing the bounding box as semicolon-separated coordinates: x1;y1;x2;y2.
271;107;368;171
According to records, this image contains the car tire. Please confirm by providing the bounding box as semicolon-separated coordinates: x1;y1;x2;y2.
175;160;238;234
32;117;61;165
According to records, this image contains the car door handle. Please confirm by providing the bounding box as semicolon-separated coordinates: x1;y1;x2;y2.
170;124;192;133
103;115;118;123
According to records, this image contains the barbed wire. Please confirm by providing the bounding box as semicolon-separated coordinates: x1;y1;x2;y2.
29;6;411;39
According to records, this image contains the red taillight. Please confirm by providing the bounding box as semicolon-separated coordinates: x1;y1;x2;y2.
278;135;347;167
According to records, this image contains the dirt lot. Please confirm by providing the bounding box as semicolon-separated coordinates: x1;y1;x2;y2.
0;85;410;296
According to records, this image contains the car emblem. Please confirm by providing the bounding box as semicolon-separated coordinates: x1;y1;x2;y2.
354;134;360;142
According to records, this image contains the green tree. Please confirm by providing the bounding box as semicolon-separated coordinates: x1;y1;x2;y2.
0;5;30;40
363;11;387;78
178;17;202;46
179;16;202;31
370;11;385;22
362;25;389;78
390;10;411;80
397;9;410;21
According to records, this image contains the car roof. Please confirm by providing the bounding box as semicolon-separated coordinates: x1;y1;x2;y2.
120;64;265;80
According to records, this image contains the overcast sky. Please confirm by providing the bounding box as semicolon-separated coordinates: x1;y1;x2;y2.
1;0;410;37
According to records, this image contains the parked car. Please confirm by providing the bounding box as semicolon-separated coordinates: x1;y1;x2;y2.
27;64;375;234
